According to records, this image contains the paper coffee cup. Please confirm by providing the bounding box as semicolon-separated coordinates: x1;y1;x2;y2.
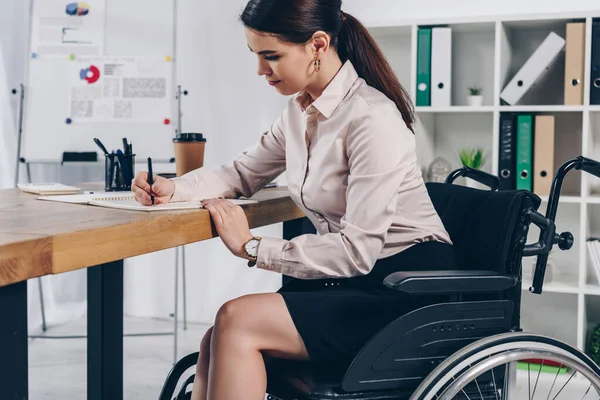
173;133;207;177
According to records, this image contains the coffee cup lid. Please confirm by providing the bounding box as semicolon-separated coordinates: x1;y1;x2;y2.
173;133;206;143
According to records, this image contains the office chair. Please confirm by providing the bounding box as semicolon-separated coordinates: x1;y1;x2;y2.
158;156;600;400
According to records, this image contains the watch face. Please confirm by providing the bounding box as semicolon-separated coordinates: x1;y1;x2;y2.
246;239;259;256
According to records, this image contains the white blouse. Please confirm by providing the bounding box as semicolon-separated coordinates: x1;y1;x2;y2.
170;60;452;280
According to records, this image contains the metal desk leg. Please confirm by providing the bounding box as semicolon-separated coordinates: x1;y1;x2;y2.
87;260;124;400
0;281;28;399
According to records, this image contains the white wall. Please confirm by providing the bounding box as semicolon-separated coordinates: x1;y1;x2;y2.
343;0;600;25
0;0;28;189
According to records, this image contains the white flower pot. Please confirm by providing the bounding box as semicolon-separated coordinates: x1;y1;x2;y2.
467;95;483;106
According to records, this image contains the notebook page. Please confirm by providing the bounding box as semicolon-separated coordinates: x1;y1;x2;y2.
88;198;258;211
38;192;135;204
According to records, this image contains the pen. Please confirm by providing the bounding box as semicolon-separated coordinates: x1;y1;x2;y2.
93;138;109;155
122;138;129;155
147;157;154;205
116;149;130;183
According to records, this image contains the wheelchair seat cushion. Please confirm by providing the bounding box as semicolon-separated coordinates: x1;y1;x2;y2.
277;240;456;378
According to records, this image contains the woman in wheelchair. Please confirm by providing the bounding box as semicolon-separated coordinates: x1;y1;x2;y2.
134;1;600;399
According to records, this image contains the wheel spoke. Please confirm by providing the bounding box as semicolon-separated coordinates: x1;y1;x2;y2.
491;363;499;400
531;359;545;400
550;370;576;400
580;383;592;400
528;360;531;400
473;377;484;400
546;363;564;400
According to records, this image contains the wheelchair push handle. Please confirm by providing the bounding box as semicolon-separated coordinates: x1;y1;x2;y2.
577;156;600;179
529;155;600;294
445;166;500;191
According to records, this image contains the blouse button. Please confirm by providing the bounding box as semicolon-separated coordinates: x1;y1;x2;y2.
307;107;317;115
308;120;316;127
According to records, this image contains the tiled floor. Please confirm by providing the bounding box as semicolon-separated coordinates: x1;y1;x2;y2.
29;316;599;399
29;316;208;400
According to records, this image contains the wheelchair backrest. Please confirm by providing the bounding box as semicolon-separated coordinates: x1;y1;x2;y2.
425;182;541;275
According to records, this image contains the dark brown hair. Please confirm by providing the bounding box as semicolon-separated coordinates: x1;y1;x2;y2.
240;0;415;132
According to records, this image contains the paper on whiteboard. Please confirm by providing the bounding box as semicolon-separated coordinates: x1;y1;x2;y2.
68;56;172;123
30;0;105;57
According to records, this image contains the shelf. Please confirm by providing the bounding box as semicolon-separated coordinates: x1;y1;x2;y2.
498;18;586;106
368;10;600;359
415;106;494;113
499;105;585;112
522;280;580;294
539;195;582;203
584;285;600;295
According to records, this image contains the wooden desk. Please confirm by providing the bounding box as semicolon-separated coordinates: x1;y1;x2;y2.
0;186;310;400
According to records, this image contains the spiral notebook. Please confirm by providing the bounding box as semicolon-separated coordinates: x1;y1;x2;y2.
38;192;257;211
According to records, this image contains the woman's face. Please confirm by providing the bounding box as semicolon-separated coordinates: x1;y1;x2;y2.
245;28;315;96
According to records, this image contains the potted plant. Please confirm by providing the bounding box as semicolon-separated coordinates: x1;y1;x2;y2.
459;146;487;188
467;85;483;106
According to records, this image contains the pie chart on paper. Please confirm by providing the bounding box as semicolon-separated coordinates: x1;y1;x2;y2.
79;65;100;84
65;2;90;16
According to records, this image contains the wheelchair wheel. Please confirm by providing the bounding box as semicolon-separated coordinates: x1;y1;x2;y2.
410;332;600;400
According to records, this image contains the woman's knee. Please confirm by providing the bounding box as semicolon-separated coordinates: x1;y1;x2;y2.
199;326;214;362
214;297;249;333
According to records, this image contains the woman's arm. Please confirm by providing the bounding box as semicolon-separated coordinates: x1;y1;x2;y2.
169;113;287;202
255;103;416;279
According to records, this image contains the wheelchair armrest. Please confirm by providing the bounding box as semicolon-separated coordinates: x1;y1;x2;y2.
383;270;518;294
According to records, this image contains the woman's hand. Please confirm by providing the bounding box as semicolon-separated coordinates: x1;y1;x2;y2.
131;171;175;205
201;198;254;259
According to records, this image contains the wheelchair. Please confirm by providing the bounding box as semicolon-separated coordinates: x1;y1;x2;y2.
158;155;600;400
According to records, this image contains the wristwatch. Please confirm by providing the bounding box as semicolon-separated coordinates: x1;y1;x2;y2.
244;236;262;267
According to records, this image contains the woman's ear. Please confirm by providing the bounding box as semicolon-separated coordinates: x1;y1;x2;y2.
310;31;330;55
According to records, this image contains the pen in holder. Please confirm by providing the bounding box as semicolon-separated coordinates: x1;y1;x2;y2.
105;152;136;191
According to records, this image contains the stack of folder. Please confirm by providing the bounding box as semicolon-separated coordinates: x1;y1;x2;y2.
591;18;600;105
416;26;452;107
498;113;555;196
500;21;592;106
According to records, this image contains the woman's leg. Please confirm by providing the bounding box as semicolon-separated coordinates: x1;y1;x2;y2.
198;293;309;400
190;326;214;400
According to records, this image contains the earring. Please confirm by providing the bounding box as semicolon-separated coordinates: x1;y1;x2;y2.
313;55;321;72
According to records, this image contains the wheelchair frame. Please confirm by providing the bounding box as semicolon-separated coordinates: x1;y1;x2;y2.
158;156;600;400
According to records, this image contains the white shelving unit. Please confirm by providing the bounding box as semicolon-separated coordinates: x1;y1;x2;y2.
368;11;600;363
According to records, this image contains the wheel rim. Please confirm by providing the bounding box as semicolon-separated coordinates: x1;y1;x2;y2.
411;333;600;400
437;349;600;400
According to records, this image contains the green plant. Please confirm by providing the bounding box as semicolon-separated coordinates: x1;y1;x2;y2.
588;323;600;366
459;147;487;169
468;85;482;96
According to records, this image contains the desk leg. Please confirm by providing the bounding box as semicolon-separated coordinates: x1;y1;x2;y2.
87;260;124;400
0;281;28;399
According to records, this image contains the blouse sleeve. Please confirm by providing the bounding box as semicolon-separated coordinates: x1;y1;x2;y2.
255;103;416;279
169;114;287;202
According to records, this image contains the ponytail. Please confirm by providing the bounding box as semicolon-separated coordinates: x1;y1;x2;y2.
240;1;414;131
337;12;415;132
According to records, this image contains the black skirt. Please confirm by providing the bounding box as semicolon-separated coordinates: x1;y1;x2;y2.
276;240;457;376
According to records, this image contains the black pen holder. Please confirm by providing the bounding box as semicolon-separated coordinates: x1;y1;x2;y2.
105;153;136;191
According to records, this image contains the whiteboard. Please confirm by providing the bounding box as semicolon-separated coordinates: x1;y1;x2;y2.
21;0;177;162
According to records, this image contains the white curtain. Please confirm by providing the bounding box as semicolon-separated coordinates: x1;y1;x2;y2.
2;0;291;335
